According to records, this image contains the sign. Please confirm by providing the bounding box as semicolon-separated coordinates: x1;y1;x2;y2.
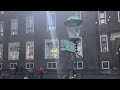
50;48;59;58
61;40;75;52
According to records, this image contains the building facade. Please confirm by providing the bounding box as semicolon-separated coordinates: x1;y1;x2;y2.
0;11;120;78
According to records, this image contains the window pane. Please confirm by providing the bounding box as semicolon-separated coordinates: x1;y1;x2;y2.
78;62;82;68
9;43;20;60
11;64;13;68
48;63;51;68
100;11;105;18
26;17;34;33
30;63;33;68
14;64;17;68
53;63;56;68
100;19;105;24
27;64;29;68
0;23;3;36
45;40;59;59
101;37;106;42
103;62;109;68
47;12;56;31
75;11;81;19
26;42;34;59
11;20;18;35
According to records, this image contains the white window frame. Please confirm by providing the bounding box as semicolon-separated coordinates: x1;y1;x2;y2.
75;11;81;19
0;63;2;69
98;11;107;25
8;42;20;60
0;44;3;61
26;41;34;60
10;63;17;69
11;19;18;35
45;39;59;59
0;22;4;36
46;11;56;31
100;34;109;52
102;61;110;69
47;62;57;69
26;16;34;33
118;11;120;22
26;62;34;69
77;61;83;69
73;61;83;69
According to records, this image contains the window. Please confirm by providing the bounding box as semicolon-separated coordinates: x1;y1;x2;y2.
0;44;3;61
74;61;83;69
0;63;2;69
75;11;81;19
26;16;34;33
102;61;110;69
10;63;17;69
118;11;120;22
45;39;59;59
26;62;34;69
26;42;34;60
0;22;4;36
46;11;56;31
76;37;83;58
98;11;106;24
47;62;57;69
8;42;20;60
11;19;18;35
100;35;109;52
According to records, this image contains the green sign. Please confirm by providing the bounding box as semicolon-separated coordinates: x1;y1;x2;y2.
61;40;75;52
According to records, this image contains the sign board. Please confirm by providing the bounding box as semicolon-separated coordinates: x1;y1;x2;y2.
61;40;75;52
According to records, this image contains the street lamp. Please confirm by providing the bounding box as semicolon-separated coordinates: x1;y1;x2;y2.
64;16;83;77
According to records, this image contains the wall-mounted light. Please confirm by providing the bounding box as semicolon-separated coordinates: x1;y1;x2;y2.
108;16;111;19
95;22;98;24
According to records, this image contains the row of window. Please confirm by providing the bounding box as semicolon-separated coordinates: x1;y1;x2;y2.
98;11;120;24
1;11;120;37
0;61;110;70
0;11;81;36
0;38;83;60
0;34;108;62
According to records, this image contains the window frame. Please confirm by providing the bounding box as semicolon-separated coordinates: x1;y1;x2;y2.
47;62;57;69
98;11;107;25
100;34;109;52
75;11;81;19
26;62;34;69
26;16;34;33
118;11;120;22
74;61;83;69
77;61;83;69
10;63;17;69
26;41;34;60
11;19;18;35
8;42;20;60
102;61;110;69
45;39;59;59
46;11;56;31
0;22;4;36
